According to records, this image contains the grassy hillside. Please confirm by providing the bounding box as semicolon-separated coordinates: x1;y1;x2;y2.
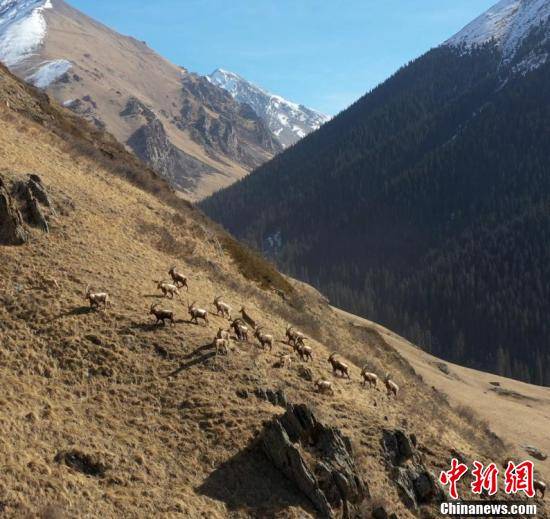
0;64;543;518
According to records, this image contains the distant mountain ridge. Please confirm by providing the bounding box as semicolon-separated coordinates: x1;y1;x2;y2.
201;0;550;385
0;0;282;199
207;68;329;148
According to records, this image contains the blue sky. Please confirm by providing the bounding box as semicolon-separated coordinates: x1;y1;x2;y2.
69;0;496;116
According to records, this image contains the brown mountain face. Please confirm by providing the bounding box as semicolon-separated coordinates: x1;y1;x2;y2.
4;0;281;200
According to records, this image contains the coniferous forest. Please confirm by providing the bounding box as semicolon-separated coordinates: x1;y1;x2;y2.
201;33;550;385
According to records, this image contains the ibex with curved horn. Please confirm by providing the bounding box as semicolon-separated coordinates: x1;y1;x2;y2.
168;266;188;290
328;353;350;379
213;295;232;320
254;326;274;351
187;301;208;326
150;303;175;326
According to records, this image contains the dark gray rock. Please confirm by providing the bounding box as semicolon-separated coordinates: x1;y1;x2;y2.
382;429;415;466
0;176;27;245
383;429;443;510
372;505;389;519
262;419;333;518
27;195;49;232
297;365;314;381
260;403;368;518
27;174;52;208
254;387;287;408
524;445;547;461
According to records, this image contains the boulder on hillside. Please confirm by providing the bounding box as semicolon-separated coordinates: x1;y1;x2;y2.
261;403;368;518
523;445;547;461
382;428;444;511
0;175;27;245
12;174;54;233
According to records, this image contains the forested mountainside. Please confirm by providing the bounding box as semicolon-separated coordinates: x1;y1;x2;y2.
201;15;550;384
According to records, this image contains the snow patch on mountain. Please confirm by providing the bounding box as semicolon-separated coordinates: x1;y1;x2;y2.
26;58;71;88
446;0;550;59
0;0;52;67
207;68;329;148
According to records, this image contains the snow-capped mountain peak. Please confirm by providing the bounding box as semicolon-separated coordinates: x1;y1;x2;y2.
446;0;550;59
0;0;73;87
0;0;52;67
207;68;329;148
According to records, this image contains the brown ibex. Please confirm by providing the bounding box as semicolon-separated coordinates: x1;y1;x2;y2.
213;296;232;320
187;301;209;326
168;266;188;290
361;365;378;389
254;326;274;351
149;303;175;326
85;285;110;309
155;280;179;299
315;379;334;395
328;353;350;379
384;373;399;398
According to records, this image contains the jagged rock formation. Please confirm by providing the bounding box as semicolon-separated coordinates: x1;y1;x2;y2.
127;118;215;192
382;429;443;510
0;175;27;245
0;173;54;243
261;404;368;518
178;74;282;169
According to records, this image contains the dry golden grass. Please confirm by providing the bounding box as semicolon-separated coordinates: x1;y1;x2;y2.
0;73;546;518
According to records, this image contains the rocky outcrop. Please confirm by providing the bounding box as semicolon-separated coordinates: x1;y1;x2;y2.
524;445;547;461
254;387;287;408
54;449;108;477
0;176;27;245
382;429;443;511
1;173;56;244
119;96;155;122
13;174;52;232
261;404;368;518
65;96;106;130
127;118;217;192
178;74;282;169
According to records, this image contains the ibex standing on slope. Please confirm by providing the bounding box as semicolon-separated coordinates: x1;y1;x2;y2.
328;353;351;379
149;303;175;326
315;379;334;395
155;280;179;299
361;365;379;389
168;266;188;291
231;319;249;342
254;326;274;351
239;306;257;328
85;285;110;309
285;325;306;347
187;301;209;326
384;373;399;398
213;296;232;320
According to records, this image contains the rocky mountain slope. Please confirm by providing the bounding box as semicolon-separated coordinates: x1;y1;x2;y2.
1;63;543;518
207;68;330;148
201;0;550;385
0;0;282;200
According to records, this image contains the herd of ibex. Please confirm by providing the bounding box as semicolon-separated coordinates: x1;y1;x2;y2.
84;265;547;499
85;265;402;400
